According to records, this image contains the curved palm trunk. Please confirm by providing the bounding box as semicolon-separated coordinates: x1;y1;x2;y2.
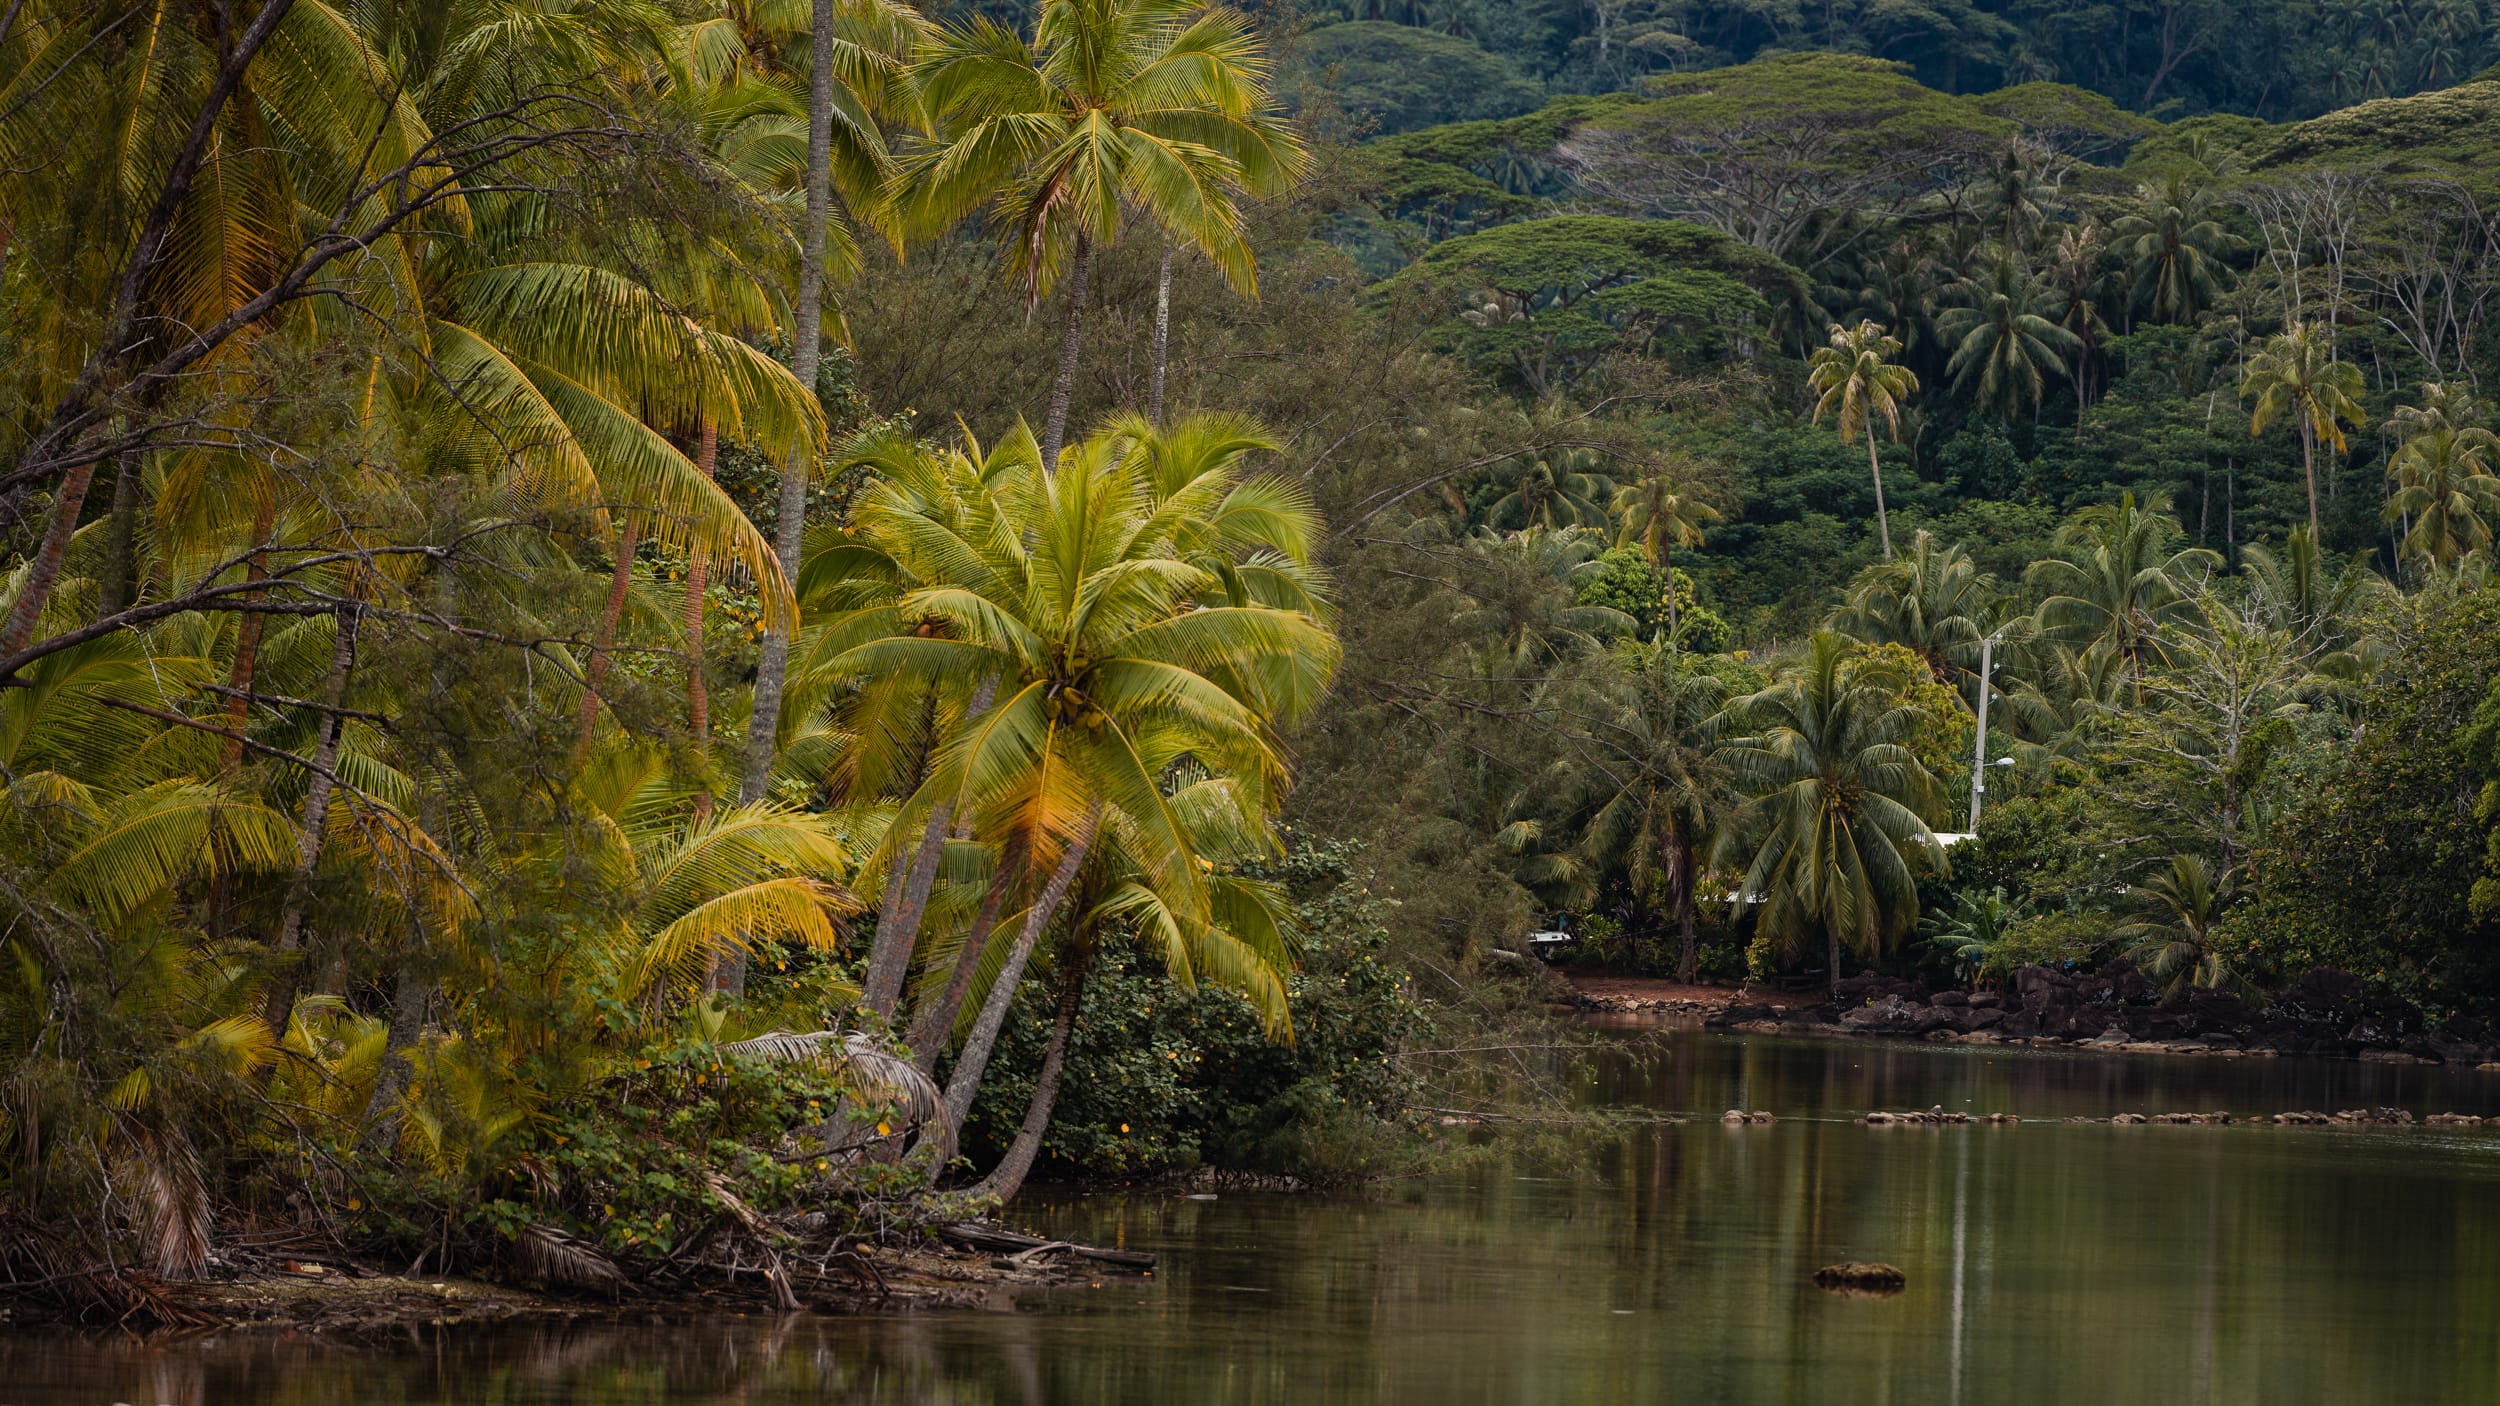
862;675;999;1018
222;497;280;771
267;604;359;1029
0;456;98;658
909;857;1017;1075
731;0;841;1004
1866;433;1892;560
1148;241;1173;425
941;809;1097;1137
572;512;641;763
1039;233;1093;476
972;940;1094;1203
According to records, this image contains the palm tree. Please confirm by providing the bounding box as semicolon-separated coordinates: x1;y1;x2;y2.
1938;252;2082;422
1714;632;1947;995
1807;321;1919;560
2246;323;2368;540
2025;493;2218;695
2238;527;2392;673
2383;384;2500;572
1447;528;1634;672
2111;854;2235;999
1828;530;1991;688
1611;472;1721;640
815;418;1337;1102
1537;650;1729;982
1486;451;1615;531
2110;172;2236;326
897;0;1306;473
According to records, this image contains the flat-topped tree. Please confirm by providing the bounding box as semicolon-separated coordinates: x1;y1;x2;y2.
1389;214;1798;394
1556;54;2015;267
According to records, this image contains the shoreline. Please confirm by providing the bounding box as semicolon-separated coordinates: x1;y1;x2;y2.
0;1230;1127;1337
1560;969;2500;1070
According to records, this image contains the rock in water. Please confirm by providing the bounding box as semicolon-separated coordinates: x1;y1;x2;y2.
1814;1263;1907;1294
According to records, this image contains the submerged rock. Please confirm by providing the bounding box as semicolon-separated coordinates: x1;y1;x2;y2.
1814;1262;1907;1294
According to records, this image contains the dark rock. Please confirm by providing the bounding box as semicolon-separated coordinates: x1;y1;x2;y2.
1814;1263;1906;1294
1707;1003;1778;1029
1965;990;2002;1009
1930;991;1969;1008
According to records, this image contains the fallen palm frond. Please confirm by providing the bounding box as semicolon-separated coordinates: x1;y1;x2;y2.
719;1029;944;1129
514;1222;626;1294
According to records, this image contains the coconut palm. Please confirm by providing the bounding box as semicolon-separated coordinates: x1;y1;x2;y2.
897;0;1306;472
1807;321;1920;560
2245;323;2368;540
2238;526;2393;674
1828;530;1992;688
2025;493;2218;696
1713;632;1948;995
2111;854;2236;999
2383;386;2500;572
1611;472;1720;639
2110;172;2236;326
1537;649;1730;982
815;420;1338;1099
1939;252;2082;423
1486;451;1615;531
1448;528;1634;672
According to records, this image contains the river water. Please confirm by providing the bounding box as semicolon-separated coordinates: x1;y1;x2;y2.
16;1027;2500;1405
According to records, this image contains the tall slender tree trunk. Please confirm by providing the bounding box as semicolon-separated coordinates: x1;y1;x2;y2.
972;940;1094;1203
267;604;359;1030
222;497;280;771
861;675;999;1018
1670;825;1698;984
2300;416;2321;539
1867;433;1893;560
732;0;841;999
0;456;99;658
99;456;142;617
942;809;1097;1137
909;856;1018;1075
1039;233;1093;476
1828;929;1844;998
572;513;641;762
685;421;716;827
1148;242;1173;426
1660;533;1679;643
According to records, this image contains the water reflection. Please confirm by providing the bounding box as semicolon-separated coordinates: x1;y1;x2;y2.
12;1030;2500;1405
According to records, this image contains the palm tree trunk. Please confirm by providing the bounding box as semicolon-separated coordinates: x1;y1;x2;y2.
942;808;1097;1136
1148;241;1173;425
0;456;98;658
1828;929;1844;998
685;421;715;828
972;940;1094;1203
730;0;841;1002
2300;416;2320;539
99;456;142;617
357;958;434;1150
1660;533;1680;643
1040;232;1093;476
1671;825;1698;984
1866;433;1892;560
267;603;359;1029
572;512;641;763
862;675;999;1018
909;855;1018;1075
223;497;279;771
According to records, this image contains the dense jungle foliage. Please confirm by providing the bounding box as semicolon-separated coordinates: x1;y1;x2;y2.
7;0;2500;1304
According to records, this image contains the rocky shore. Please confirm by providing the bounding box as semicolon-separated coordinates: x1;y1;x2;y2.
1576;963;2500;1067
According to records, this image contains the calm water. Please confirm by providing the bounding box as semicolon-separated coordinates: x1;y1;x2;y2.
17;1029;2500;1405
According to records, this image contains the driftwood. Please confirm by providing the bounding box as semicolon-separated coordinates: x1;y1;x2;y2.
937;1222;1154;1270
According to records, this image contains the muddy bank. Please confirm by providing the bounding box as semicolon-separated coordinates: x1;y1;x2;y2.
0;1225;1132;1335
1571;964;2500;1068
